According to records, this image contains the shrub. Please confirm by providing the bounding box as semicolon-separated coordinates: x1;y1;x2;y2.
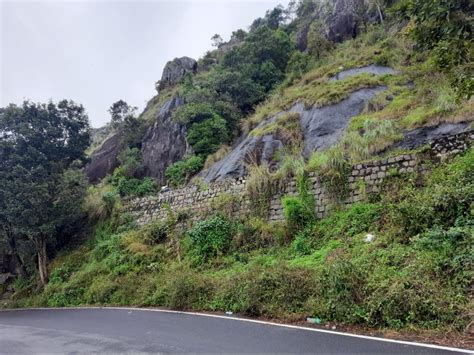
164;272;215;310
117;147;142;178
165;155;204;187
187;215;233;264
142;221;168;245
116;177;156;197
85;185;119;221
186;115;229;157
245;163;279;218
210;193;241;219
282;196;312;233
214;264;317;317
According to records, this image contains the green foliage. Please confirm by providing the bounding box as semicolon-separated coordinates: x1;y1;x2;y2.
307;21;332;59
281;169;314;231
165;155;204;188
310;147;351;199
214;263;317;317
142;221;169;245
186;115;229;157
394;0;473;99
286;51;313;83
187;215;233;264
108;100;137;129
117;147;141;178
282;197;312;233
245;164;278;218
109;148;156;197
115;177;156;197
251;112;302;148
0;100;90;284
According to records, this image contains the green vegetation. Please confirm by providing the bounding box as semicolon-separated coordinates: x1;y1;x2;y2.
7;149;473;333
1;0;473;342
165;155;204;188
0;100;90;285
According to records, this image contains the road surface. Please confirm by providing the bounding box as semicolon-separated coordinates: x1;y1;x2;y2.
0;308;470;354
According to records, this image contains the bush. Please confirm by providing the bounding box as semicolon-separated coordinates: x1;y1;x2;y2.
117;147;142;178
85;185;119;221
214;264;317;317
282;196;312;233
187;215;233;264
142;221;168;245
116;177;156;197
165;155;204;187
165;272;214;310
186;115;229;157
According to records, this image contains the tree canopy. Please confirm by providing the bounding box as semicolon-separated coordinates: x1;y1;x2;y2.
0;100;90;285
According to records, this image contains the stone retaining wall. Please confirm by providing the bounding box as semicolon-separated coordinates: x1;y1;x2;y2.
125;131;473;225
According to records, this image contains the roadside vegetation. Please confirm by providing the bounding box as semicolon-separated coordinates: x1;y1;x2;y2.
1;0;473;340
7;149;473;333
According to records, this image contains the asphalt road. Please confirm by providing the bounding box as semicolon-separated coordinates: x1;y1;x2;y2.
0;308;470;354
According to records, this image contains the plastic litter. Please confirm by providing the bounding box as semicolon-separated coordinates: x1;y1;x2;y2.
364;233;375;243
225;311;233;315
306;317;321;324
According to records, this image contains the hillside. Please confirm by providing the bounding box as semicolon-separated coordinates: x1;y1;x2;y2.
1;0;473;347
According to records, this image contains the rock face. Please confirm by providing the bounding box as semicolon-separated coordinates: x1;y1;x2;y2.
85;133;122;183
329;64;395;81
203;66;394;182
141;96;190;184
158;57;197;91
393;123;471;150
296;0;379;50
299;87;387;156
201;111;292;182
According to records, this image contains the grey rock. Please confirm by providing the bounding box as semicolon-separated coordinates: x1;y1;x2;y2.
392;123;471;150
158;57;197;91
203;86;387;182
141;96;191;184
201;109;296;182
299;86;387;156
85;133;122;183
295;0;380;50
329;65;395;81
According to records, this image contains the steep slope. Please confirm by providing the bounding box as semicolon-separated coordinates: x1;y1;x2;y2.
141;96;190;183
203;65;394;181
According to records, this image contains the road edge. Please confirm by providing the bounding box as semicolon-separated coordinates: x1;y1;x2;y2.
1;306;472;353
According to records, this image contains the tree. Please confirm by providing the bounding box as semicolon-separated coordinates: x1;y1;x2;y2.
0;100;90;285
211;34;223;48
108;100;137;128
395;0;473;98
186;114;229;157
265;5;287;29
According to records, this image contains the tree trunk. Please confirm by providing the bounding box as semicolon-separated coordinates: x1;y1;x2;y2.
37;238;48;286
376;2;384;25
3;224;26;276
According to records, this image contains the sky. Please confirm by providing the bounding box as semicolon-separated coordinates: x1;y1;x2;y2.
1;0;287;127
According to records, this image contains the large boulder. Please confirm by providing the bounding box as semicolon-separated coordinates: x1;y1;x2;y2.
202;86;385;182
158;57;197;91
141;96;191;184
84;133;122;183
201;112;290;182
202;66;394;182
296;0;378;50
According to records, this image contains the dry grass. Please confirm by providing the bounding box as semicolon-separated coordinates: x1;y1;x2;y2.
204;145;231;169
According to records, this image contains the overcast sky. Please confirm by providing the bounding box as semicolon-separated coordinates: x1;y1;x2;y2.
1;0;286;127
